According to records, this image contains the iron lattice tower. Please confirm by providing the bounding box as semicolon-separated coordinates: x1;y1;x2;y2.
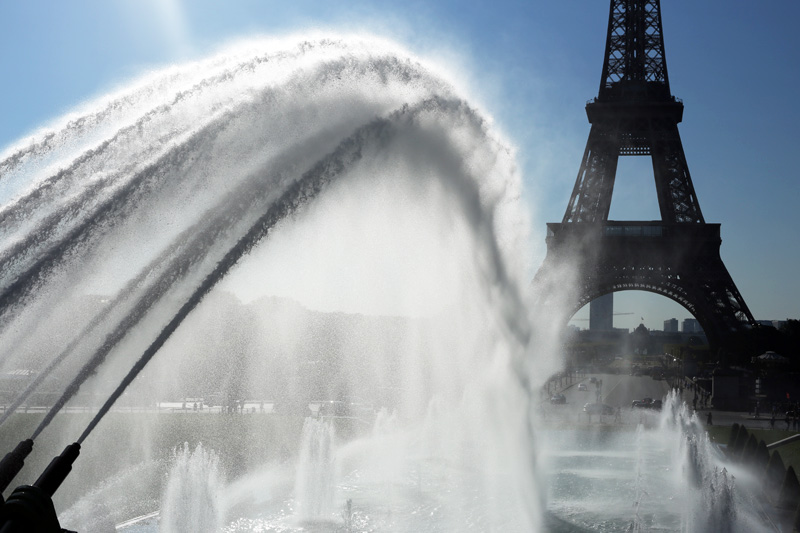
534;0;756;349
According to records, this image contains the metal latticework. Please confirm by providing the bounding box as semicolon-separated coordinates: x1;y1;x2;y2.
561;0;704;225
562;107;704;224
650;122;704;223
536;0;757;349
600;0;669;101
562;125;619;224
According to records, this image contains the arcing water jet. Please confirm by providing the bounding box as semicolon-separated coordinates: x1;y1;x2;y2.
0;35;542;531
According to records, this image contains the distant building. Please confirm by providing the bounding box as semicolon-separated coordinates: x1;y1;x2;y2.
663;318;679;332
682;318;702;334
590;293;614;331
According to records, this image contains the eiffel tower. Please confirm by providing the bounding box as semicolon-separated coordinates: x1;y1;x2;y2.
534;0;756;349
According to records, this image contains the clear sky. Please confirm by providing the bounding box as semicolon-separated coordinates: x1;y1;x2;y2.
1;0;798;332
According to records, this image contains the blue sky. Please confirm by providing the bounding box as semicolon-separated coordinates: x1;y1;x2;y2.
1;0;798;333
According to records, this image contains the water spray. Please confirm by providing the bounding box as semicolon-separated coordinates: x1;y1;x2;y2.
41;114;379;444
72;140;350;443
0;37;555;530
0;131;309;430
27;96;422;445
28;97;519;446
0;114;234;329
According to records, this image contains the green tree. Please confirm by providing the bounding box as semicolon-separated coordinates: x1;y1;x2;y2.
742;434;758;465
779;466;800;509
765;451;787;502
731;425;749;460
753;440;770;473
726;423;740;449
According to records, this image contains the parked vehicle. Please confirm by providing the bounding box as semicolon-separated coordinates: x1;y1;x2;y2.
632;398;652;408
632;398;662;410
578;383;588;391
550;394;567;405
651;399;662;410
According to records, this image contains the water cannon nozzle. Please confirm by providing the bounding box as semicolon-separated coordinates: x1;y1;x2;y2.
32;443;80;497
0;440;33;495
